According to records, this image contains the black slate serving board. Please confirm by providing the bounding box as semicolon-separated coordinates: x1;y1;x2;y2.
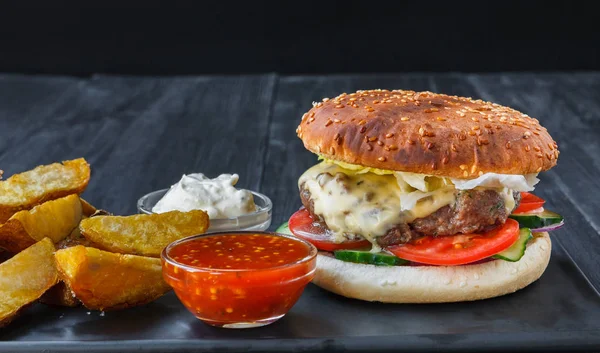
1;241;599;352
1;73;599;352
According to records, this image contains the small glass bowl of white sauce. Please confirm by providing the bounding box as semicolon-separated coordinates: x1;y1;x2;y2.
137;189;272;233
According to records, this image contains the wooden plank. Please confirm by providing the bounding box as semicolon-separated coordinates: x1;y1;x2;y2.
0;74;277;215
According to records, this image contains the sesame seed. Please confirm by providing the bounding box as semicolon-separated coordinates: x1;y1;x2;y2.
325;119;333;127
330;147;336;155
366;144;373;151
506;141;511;149
436;116;447;121
451;144;457;152
378;156;387;162
470;164;477;174
407;139;415;145
308;117;315;123
546;153;553;160
377;140;384;146
536;153;544;158
335;104;344;109
442;157;449;164
468;130;477;136
367;108;375;112
463;171;469;177
536;166;542;172
401;117;410;121
460;164;467;170
359;126;367;133
425;142;434;149
471;126;480;131
385;133;394;138
358;120;367;125
333;118;341;123
525;145;531;152
373;100;380;104
533;146;541;152
368;136;377;142
388;144;398;150
322;98;330;102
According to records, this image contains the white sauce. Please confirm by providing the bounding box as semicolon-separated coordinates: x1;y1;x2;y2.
152;173;256;219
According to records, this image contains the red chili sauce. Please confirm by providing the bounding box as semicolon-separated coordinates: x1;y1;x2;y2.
163;233;316;327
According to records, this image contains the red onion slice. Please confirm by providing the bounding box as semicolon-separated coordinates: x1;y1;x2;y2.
531;220;565;233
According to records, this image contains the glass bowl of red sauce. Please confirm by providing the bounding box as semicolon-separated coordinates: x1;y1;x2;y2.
161;231;317;328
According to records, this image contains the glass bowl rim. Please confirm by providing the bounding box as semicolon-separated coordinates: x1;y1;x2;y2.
137;188;273;223
161;231;318;274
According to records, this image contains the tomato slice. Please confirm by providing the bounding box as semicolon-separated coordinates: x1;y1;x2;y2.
288;208;371;251
513;192;546;214
387;219;520;266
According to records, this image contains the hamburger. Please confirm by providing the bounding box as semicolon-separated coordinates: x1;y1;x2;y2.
277;89;564;303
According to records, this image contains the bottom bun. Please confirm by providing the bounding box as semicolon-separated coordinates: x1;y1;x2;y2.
312;232;551;303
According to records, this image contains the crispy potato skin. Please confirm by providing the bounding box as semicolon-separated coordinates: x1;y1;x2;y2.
39;281;80;307
80;210;209;257
79;198;98;217
0;194;83;253
54;246;171;311
0;238;58;326
0;158;90;223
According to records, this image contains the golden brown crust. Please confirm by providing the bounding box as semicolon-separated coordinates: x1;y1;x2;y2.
297;90;558;178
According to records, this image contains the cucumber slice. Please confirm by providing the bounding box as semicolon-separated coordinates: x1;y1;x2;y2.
275;222;292;235
334;249;409;266
492;228;532;262
509;209;563;229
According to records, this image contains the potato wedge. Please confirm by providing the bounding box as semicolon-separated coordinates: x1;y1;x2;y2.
57;222;98;249
0;194;83;253
39;281;80;307
0;238;58;327
0;158;91;223
79;210;209;257
55;246;171;311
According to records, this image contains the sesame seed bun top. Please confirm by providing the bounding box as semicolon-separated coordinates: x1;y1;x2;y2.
296;89;559;178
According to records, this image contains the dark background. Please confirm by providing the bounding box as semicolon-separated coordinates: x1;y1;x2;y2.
0;1;598;75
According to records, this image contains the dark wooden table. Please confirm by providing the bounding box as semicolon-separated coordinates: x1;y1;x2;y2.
0;73;598;351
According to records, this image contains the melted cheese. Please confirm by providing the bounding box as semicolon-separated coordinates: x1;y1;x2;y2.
299;162;457;252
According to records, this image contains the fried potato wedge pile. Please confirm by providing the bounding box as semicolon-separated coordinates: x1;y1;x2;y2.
55;246;171;311
0;158;90;223
0;238;58;326
0;194;83;253
80;210;209;257
0;158;211;326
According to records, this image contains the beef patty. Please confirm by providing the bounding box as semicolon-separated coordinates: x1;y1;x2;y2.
300;184;521;247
